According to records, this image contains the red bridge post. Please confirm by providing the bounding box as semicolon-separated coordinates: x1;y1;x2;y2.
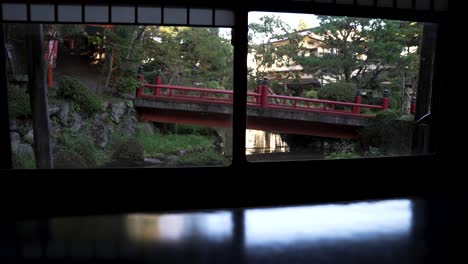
353;90;362;114
410;95;416;114
382;89;389;110
136;65;144;97
154;70;161;96
256;79;263;104
261;78;269;108
47;66;53;88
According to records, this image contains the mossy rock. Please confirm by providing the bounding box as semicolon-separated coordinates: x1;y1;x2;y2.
111;138;144;162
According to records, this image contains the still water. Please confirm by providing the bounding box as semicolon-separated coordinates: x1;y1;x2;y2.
3;199;423;263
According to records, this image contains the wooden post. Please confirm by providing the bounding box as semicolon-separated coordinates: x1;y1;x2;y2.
410;96;416;114
261;78;269;108
27;24;53;169
154;71;161;96
382;89;389;110
256;79;262;104
0;25;12;169
353;90;362;114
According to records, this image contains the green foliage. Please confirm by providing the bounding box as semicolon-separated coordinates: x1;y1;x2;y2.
54;130;107;168
114;76;141;95
176;150;225;166
358;119;415;155
8;84;31;119
57;76;103;114
142;27;233;89
12;149;35;169
109;134;144;162
143;71;163;84
248;16;303;94
175;124;214;136
317;82;356;102
54;24;84;38
362;147;385;157
325;152;361;159
305;90;318;98
137;128;213;156
360;108;376;116
294;16;423;90
376;109;400;119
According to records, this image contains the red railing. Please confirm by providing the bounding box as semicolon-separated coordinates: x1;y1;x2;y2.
135;75;389;118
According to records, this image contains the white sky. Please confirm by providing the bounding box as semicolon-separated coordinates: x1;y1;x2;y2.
219;12;321;42
249;11;320;30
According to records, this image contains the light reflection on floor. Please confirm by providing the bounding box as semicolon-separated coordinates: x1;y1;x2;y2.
6;199;419;263
246;199;412;245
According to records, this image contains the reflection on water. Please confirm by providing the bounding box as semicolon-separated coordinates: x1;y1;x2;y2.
246;129;289;154
246;199;412;245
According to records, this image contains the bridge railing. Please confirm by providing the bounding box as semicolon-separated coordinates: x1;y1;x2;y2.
141;83;233;103
136;73;389;117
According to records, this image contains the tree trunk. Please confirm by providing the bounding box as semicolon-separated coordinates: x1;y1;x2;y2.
344;67;351;82
26;24;53;169
104;49;115;93
125;26;147;60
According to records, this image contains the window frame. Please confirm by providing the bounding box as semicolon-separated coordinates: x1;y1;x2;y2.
0;0;447;219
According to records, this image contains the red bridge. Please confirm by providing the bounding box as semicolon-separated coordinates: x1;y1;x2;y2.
134;75;391;139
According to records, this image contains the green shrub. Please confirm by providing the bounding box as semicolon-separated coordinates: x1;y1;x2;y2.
110;136;144;162
205;80;222;88
56;76;103;114
325;152;360;159
114;76;141;95
175;124;214;136
176;149;225;166
389;91;401;110
12;148;35;169
376;109;400;119
358;119;415;155
360;108;377;116
54;130;106;168
8;85;31;119
143;71;165;84
137;128;213;156
317;82;356;103
361;96;381;106
305;90;318;99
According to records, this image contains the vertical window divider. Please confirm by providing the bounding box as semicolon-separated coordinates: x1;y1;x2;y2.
0;24;12;169
232;8;248;166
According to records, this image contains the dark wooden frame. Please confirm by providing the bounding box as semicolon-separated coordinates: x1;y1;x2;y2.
0;0;448;219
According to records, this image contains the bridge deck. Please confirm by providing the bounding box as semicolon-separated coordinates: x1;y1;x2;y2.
133;82;388;139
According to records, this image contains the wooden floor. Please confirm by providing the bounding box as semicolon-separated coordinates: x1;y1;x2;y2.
0;199;442;264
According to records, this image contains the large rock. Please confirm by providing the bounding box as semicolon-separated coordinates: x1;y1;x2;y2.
118;117;136;135
90;121;109;149
58;102;70;125
23;130;34;145
111;138;144;162
144;158;162;165
139;122;155;135
49;119;62;136
11;119;32;135
70;113;83;132
10;132;21;153
110;101;126;124
166;155;179;163
48;104;60;116
17;143;34;158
